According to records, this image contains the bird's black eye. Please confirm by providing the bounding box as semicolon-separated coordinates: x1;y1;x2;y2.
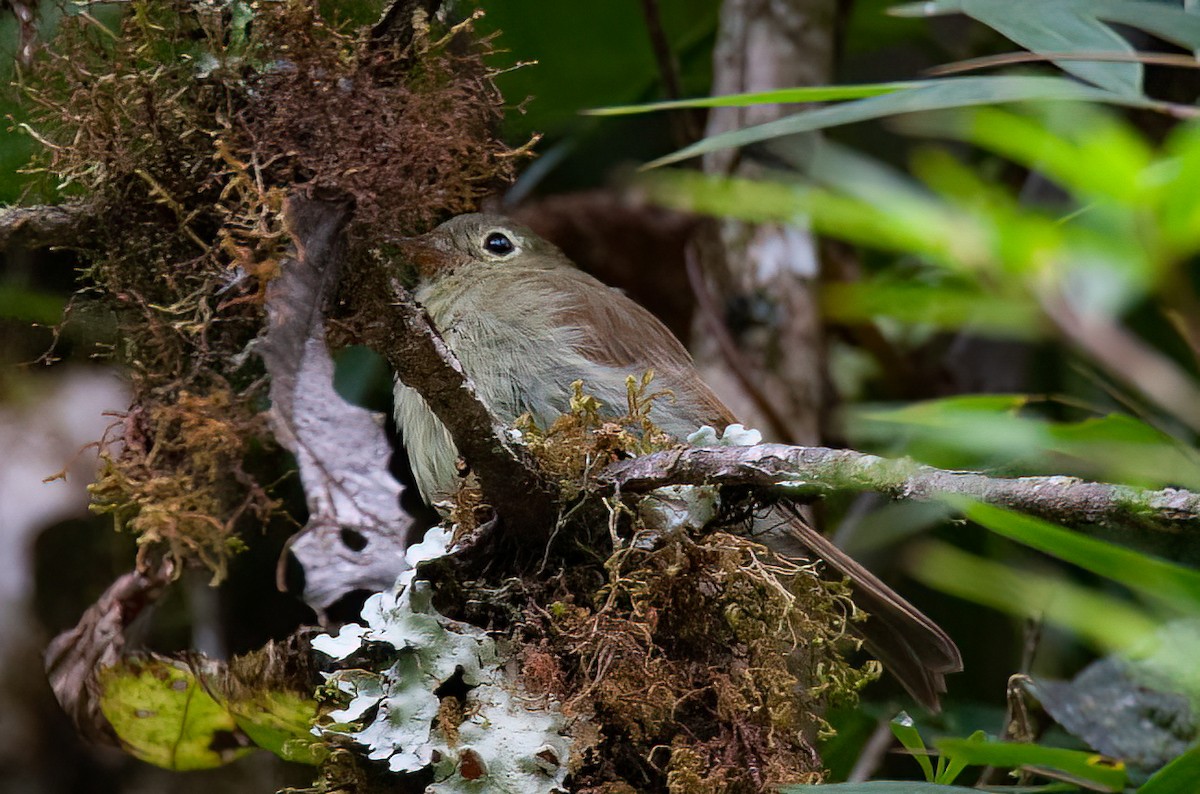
483;231;515;256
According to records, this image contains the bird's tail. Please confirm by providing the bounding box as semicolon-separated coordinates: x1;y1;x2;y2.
763;515;962;711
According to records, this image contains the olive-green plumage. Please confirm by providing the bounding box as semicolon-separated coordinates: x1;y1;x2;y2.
393;213;961;709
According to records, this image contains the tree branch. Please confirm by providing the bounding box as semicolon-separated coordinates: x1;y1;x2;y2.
0;202;93;251
378;281;559;538
600;443;1200;529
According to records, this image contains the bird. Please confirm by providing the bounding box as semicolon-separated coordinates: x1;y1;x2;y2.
391;212;962;709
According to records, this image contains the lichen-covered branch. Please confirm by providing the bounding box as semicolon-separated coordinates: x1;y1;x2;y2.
600;443;1200;528
0;202;92;251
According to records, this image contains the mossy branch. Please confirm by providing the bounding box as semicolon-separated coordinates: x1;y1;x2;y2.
600;443;1200;529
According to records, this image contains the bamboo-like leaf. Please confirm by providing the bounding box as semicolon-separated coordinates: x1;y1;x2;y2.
643;76;1161;169
935;738;1127;791
586;82;923;115
908;540;1160;651
951;500;1200;609
893;1;1200;53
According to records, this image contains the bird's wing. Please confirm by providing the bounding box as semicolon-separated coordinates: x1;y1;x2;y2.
551;267;736;429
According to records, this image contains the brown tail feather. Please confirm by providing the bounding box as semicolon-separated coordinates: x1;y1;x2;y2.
761;515;962;711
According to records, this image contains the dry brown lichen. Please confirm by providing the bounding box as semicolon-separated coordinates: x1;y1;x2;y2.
23;0;520;580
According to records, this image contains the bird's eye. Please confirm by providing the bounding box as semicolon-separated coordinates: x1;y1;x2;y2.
483;231;515;256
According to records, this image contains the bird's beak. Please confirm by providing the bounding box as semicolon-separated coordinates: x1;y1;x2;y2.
393;232;466;284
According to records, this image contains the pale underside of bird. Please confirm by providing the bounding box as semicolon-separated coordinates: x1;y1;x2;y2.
392;212;962;710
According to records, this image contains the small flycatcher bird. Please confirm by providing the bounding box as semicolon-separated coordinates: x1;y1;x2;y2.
393;213;962;709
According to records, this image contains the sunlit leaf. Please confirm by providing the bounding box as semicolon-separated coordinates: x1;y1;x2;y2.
901;105;1152;205
1043;414;1200;491
823;280;1042;337
846;396;1200;489
908;540;1160;651
98;657;252;771
935;738;1127;791
952;500;1200;610
847;395;1046;470
644;170;986;269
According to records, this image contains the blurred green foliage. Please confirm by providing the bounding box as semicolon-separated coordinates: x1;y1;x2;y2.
600;1;1200;788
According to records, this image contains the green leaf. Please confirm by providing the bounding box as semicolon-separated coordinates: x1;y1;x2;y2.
779;783;993;793
936;730;985;784
893;1;1200;53
953;500;1200;610
847;395;1046;471
586;82;923;115
935;738;1127;791
99;657;253;771
643;76;1164;169
1139;746;1200;793
823;280;1042;337
908;540;1159;651
956;0;1142;95
889;711;935;781
227;689;324;765
1042;414;1200;491
643;170;983;269
900;105;1152;206
845;394;1200;489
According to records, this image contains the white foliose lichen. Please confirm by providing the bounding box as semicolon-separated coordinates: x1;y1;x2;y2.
627;423;764;540
311;526;571;793
687;422;763;447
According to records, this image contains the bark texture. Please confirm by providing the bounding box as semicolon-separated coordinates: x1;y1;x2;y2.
692;0;838;445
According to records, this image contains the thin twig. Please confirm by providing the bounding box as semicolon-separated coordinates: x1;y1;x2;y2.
637;0;701;143
927;49;1200;77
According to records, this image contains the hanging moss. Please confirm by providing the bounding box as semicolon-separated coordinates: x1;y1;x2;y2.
21;0;522;581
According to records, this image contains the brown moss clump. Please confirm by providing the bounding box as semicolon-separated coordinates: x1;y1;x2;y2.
443;379;881;792
88;386;275;583
21;0;521;580
241;3;526;240
518;531;876;793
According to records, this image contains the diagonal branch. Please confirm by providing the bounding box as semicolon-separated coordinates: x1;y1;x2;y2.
600;443;1200;529
378;282;558;536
